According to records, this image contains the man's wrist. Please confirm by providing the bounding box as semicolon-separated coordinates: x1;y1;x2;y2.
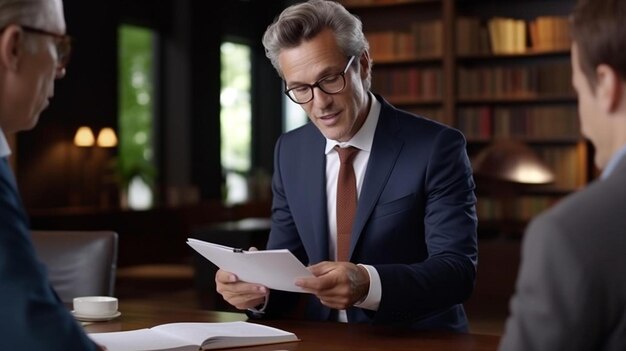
354;264;381;311
354;265;370;304
246;292;270;318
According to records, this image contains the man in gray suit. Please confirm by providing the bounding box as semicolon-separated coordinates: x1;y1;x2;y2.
499;0;626;350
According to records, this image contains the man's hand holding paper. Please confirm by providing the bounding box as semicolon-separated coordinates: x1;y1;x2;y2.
215;267;268;310
187;238;313;292
295;261;370;310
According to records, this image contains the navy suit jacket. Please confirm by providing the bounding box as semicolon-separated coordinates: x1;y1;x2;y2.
265;95;478;331
0;158;97;350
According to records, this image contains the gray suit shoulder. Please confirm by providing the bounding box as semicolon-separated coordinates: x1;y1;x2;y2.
526;172;626;266
515;168;626;351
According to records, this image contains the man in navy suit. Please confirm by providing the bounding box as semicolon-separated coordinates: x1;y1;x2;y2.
0;0;100;349
216;0;478;331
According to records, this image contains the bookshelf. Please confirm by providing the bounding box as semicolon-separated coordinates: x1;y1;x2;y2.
344;0;452;124
342;0;585;235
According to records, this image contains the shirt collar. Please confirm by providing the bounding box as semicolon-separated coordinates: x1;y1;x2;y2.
0;127;11;158
325;92;381;154
601;143;626;179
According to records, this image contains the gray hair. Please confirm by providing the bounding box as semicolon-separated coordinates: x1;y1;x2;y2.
262;0;372;90
0;0;47;29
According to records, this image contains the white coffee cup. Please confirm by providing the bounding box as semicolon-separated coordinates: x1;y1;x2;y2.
73;296;118;317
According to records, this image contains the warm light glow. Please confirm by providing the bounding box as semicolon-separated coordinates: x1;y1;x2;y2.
511;165;555;184
472;140;555;185
97;127;118;148
74;126;95;147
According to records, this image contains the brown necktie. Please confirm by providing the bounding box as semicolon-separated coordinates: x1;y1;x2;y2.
335;146;359;262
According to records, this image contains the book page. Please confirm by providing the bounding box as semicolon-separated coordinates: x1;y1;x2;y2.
187;238;313;292
153;321;298;349
89;322;298;351
89;328;194;351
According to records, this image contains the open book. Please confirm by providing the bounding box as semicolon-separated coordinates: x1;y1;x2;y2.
187;238;313;293
88;321;298;351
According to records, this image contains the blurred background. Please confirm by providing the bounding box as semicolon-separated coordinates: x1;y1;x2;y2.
10;0;591;335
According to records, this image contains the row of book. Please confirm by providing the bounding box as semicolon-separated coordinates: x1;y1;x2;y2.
457;15;571;55
366;20;443;60
341;0;414;6
407;107;445;124
537;146;587;189
457;106;580;140
371;67;443;101
476;195;559;222
457;62;573;98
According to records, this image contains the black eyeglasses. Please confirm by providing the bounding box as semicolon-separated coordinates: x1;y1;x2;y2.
21;25;72;69
285;56;356;104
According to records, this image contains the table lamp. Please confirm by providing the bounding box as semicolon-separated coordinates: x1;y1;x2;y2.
472;139;555;237
472;139;554;185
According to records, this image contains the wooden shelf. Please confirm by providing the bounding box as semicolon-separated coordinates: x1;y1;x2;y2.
457;94;577;104
457;48;570;61
466;136;583;144
373;55;442;65
342;0;441;11
525;186;584;196
359;0;583;229
386;97;444;106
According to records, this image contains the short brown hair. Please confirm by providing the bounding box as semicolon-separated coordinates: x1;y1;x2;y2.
570;0;626;88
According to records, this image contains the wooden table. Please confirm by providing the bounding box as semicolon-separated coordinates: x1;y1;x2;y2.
85;302;500;350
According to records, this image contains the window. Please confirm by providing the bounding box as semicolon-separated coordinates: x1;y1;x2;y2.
118;25;156;210
283;96;308;132
220;42;252;204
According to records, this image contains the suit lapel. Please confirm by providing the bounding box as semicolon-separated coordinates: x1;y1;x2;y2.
1;157;20;201
350;99;403;259
302;129;330;262
0;157;29;225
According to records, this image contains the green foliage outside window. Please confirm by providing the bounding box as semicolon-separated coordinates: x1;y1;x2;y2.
221;42;252;203
118;25;156;189
220;42;251;173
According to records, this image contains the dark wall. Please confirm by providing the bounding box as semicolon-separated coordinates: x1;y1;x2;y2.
189;1;224;200
16;0;118;209
15;0;287;210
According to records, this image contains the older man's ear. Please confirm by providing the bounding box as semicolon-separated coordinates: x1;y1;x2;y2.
0;25;25;72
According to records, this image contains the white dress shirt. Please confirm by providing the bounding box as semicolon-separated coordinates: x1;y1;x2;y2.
251;93;383;320
324;92;382;321
602;143;626;179
0;128;11;158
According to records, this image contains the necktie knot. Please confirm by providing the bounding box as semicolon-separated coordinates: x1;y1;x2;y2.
335;146;359;165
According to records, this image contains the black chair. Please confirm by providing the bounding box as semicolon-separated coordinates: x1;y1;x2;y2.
31;230;118;303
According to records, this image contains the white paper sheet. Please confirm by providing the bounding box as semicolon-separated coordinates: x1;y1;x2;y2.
187;238;313;293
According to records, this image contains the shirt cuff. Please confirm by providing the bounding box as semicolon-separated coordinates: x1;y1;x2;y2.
246;291;270;317
354;264;381;311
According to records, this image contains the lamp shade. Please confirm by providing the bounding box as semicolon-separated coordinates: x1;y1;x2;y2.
472;140;555;185
74;126;95;147
97;127;118;148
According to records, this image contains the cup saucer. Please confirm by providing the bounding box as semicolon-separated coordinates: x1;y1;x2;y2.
71;310;121;322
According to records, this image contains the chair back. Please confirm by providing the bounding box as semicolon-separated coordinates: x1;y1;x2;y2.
31;230;118;303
